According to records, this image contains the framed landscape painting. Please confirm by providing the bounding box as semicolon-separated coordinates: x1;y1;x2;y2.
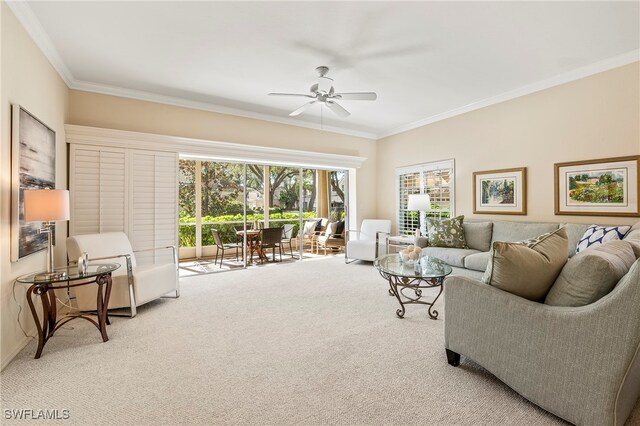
11;104;56;262
473;167;527;215
555;156;639;217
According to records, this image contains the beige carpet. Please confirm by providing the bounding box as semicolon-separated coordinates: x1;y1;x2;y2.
2;256;638;425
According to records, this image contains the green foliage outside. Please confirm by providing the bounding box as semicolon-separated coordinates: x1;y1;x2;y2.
179;212;318;246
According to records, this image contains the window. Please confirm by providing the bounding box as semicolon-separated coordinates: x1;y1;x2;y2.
396;159;455;235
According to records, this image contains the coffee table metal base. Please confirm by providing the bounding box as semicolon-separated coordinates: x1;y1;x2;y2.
380;273;445;319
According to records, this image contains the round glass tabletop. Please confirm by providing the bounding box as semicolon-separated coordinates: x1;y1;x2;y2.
374;254;452;279
16;263;121;285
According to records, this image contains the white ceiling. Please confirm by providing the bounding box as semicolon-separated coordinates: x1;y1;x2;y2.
10;1;640;139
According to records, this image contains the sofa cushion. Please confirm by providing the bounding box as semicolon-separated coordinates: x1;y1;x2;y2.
545;240;637;307
491;221;558;243
576;225;631;253
560;223;590;257
463;222;493;252
464;252;491;272
622;221;640;243
426;215;466;248
421;247;480;268
482;227;568;301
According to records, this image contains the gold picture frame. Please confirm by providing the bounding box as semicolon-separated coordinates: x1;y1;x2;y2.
473;167;527;215
554;156;639;217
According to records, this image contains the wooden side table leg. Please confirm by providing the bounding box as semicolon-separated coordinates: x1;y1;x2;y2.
47;288;57;338
95;275;110;342
26;284;48;359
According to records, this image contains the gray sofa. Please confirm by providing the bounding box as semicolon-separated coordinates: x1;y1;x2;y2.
417;220;638;280
434;220;640;426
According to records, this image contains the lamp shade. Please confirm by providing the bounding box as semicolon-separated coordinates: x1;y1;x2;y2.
24;189;70;222
407;193;431;211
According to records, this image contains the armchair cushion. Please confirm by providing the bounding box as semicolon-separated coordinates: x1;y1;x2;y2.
66;232;178;312
133;263;178;305
345;219;391;262
482;227;568;301
545;240;637;307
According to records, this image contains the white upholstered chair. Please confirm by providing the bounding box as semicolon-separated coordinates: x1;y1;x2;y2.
66;232;179;317
345;219;391;263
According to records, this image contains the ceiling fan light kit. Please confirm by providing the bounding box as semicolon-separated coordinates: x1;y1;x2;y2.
268;66;377;118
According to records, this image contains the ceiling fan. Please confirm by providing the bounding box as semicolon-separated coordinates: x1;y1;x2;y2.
268;66;377;118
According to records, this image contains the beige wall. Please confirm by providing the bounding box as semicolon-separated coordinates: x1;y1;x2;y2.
67;90;378;224
1;2;69;368
377;63;640;232
2;0;639;369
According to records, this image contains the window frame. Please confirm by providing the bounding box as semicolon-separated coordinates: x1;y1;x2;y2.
395;159;455;236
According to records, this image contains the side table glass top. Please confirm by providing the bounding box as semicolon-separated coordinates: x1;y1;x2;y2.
374;254;452;279
16;263;120;285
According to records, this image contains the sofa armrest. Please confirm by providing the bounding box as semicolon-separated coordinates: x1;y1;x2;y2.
444;268;640;426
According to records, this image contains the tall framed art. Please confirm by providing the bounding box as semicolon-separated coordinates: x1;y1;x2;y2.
11;104;57;261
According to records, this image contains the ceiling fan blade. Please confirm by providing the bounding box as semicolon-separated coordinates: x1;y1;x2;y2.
317;76;333;94
325;101;350;118
333;92;377;101
269;93;315;98
289;100;317;116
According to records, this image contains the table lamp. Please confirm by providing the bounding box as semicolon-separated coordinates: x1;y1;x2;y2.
407;193;431;236
24;189;70;278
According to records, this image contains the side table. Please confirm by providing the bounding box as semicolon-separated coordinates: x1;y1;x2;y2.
374;254;452;319
16;263;120;359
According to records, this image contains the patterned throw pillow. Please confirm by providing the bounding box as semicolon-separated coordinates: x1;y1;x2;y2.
426;215;467;248
576;225;631;253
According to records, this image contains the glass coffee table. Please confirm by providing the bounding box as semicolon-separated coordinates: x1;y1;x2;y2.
16;263;120;359
374;254;452;319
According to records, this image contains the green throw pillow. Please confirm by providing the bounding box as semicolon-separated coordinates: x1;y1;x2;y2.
426;215;467;248
482;227;568;301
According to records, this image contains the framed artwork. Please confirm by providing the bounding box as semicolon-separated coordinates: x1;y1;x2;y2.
473;167;527;215
11;104;56;262
554;156;639;217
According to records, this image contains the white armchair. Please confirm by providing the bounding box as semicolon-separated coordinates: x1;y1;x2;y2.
345;219;391;263
66;232;179;317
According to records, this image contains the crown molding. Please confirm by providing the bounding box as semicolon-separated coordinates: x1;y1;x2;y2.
377;50;640;139
5;0;74;86
9;0;639;142
65;124;367;170
69;80;378;140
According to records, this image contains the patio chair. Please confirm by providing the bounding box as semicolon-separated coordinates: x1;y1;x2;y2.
316;221;346;255
302;218;327;252
212;228;241;267
260;227;284;263
281;224;296;258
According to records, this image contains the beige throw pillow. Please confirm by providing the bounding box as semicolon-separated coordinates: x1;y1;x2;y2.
482;227;568;301
545;240;637;307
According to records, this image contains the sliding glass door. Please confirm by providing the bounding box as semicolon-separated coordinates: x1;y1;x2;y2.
178;157;350;267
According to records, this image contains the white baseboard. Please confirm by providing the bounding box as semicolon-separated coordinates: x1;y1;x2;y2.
1;329;36;371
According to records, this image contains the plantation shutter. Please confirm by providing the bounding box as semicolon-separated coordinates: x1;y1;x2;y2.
130;150;178;265
70;145;127;235
395;159;455;236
